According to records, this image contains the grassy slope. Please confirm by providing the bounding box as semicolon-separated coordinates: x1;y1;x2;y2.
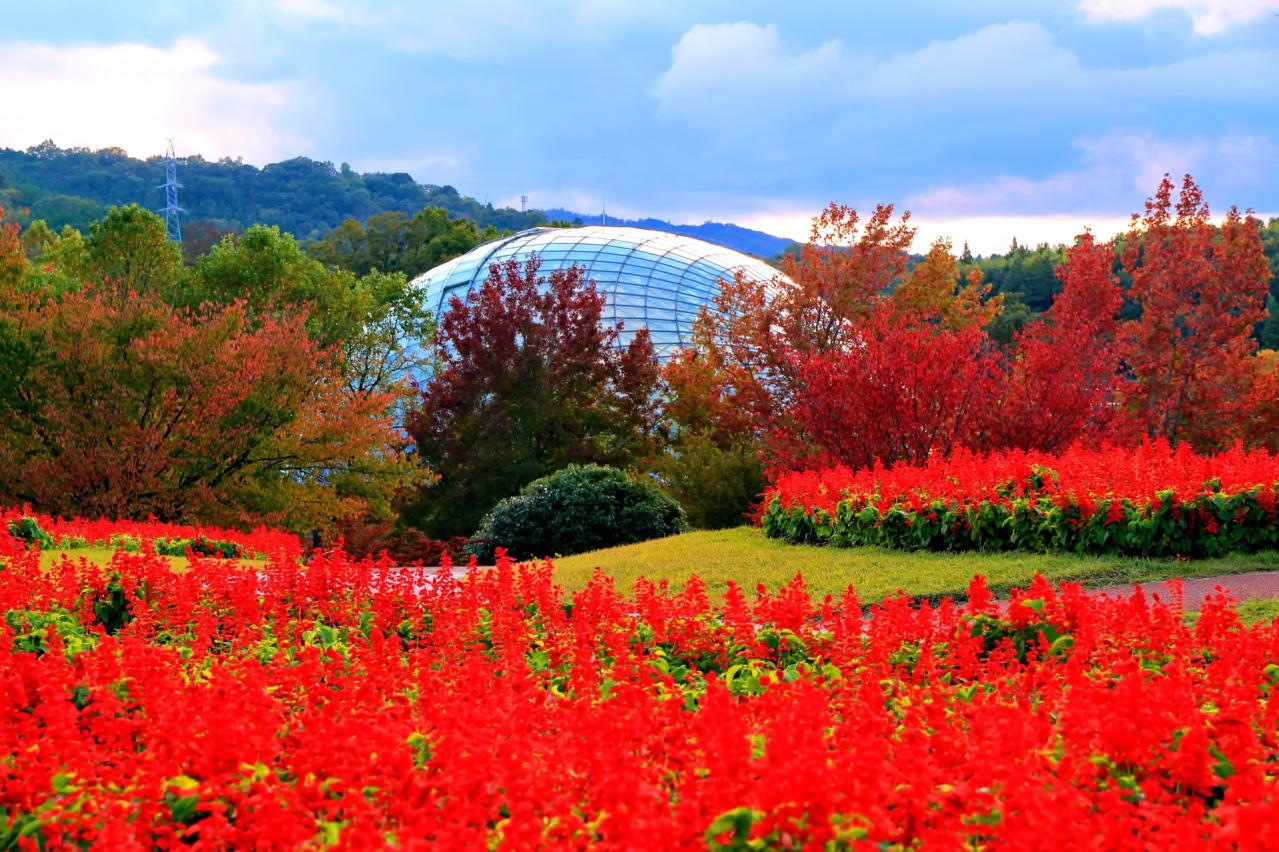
38;546;193;572
23;536;1278;614
32;546;266;572
552;527;1279;603
1185;597;1279;627
1236;598;1279;625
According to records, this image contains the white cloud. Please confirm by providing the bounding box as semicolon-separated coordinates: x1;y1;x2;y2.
270;0;677;58
653;20;1279;120
655;22;850;122
912;215;1135;256
861;22;1082;101
0;38;307;163
729;129;1279;254
907;131;1279;218
1078;0;1279;35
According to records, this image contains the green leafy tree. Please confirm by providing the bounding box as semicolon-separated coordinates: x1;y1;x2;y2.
652;434;765;529
18;219;56;260
986;292;1035;347
184;225;434;393
81;204;181;292
309;207;498;279
24;205;180;295
0;142;546;242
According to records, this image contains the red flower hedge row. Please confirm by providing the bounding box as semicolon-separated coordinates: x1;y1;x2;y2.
1;506;302;559
764;441;1279;556
3;533;1279;847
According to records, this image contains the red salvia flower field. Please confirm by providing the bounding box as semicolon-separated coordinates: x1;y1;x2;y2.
1;507;302;560
764;441;1279;556
3;523;1279;848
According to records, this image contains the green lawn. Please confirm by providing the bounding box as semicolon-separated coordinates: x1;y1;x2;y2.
552;527;1279;604
20;533;1279;612
1184;597;1279;627
37;546;194;572
1233;597;1279;625
29;546;266;573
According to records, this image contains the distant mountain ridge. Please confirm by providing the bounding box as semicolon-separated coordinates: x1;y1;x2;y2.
0;142;794;258
541;208;794;258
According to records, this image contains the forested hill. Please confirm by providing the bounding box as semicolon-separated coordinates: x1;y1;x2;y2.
0;142;795;258
0;141;546;242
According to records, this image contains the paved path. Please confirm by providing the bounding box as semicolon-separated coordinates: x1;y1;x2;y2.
1086;571;1279;612
275;564;1279;613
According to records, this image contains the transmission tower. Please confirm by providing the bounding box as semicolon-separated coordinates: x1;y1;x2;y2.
159;139;183;244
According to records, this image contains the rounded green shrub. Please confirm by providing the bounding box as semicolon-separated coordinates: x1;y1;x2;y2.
471;464;687;562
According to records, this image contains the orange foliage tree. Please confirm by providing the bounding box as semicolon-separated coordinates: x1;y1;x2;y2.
0;207;24;288
663;204;917;449
891;238;1002;331
0;277;400;529
1121;175;1271;448
664;203;1010;467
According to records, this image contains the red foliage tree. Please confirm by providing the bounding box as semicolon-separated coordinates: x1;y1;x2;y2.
405;257;661;538
665;204;918;453
1121;175;1271;448
991;232;1132;451
787;307;1002;469
778;202;917;353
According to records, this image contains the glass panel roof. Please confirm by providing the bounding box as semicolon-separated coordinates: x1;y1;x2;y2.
409;226;789;361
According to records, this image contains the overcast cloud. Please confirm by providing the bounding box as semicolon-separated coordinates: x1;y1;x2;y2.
0;0;1273;252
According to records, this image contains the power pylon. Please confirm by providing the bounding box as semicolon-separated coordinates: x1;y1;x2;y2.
159;139;183;244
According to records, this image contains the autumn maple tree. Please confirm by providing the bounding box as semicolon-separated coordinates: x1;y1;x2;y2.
0;207;420;532
405;257;661;538
789;308;1001;468
1120;175;1271;448
0;208;23;289
1242;350;1279;451
673;175;1276;474
666;202;1010;469
664;204;917;449
890;237;1002;331
989;231;1131;451
0;279;400;528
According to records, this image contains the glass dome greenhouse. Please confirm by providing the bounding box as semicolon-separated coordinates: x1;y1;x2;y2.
409;226;786;360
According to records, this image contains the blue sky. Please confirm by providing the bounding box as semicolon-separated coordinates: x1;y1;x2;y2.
1;0;1275;252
